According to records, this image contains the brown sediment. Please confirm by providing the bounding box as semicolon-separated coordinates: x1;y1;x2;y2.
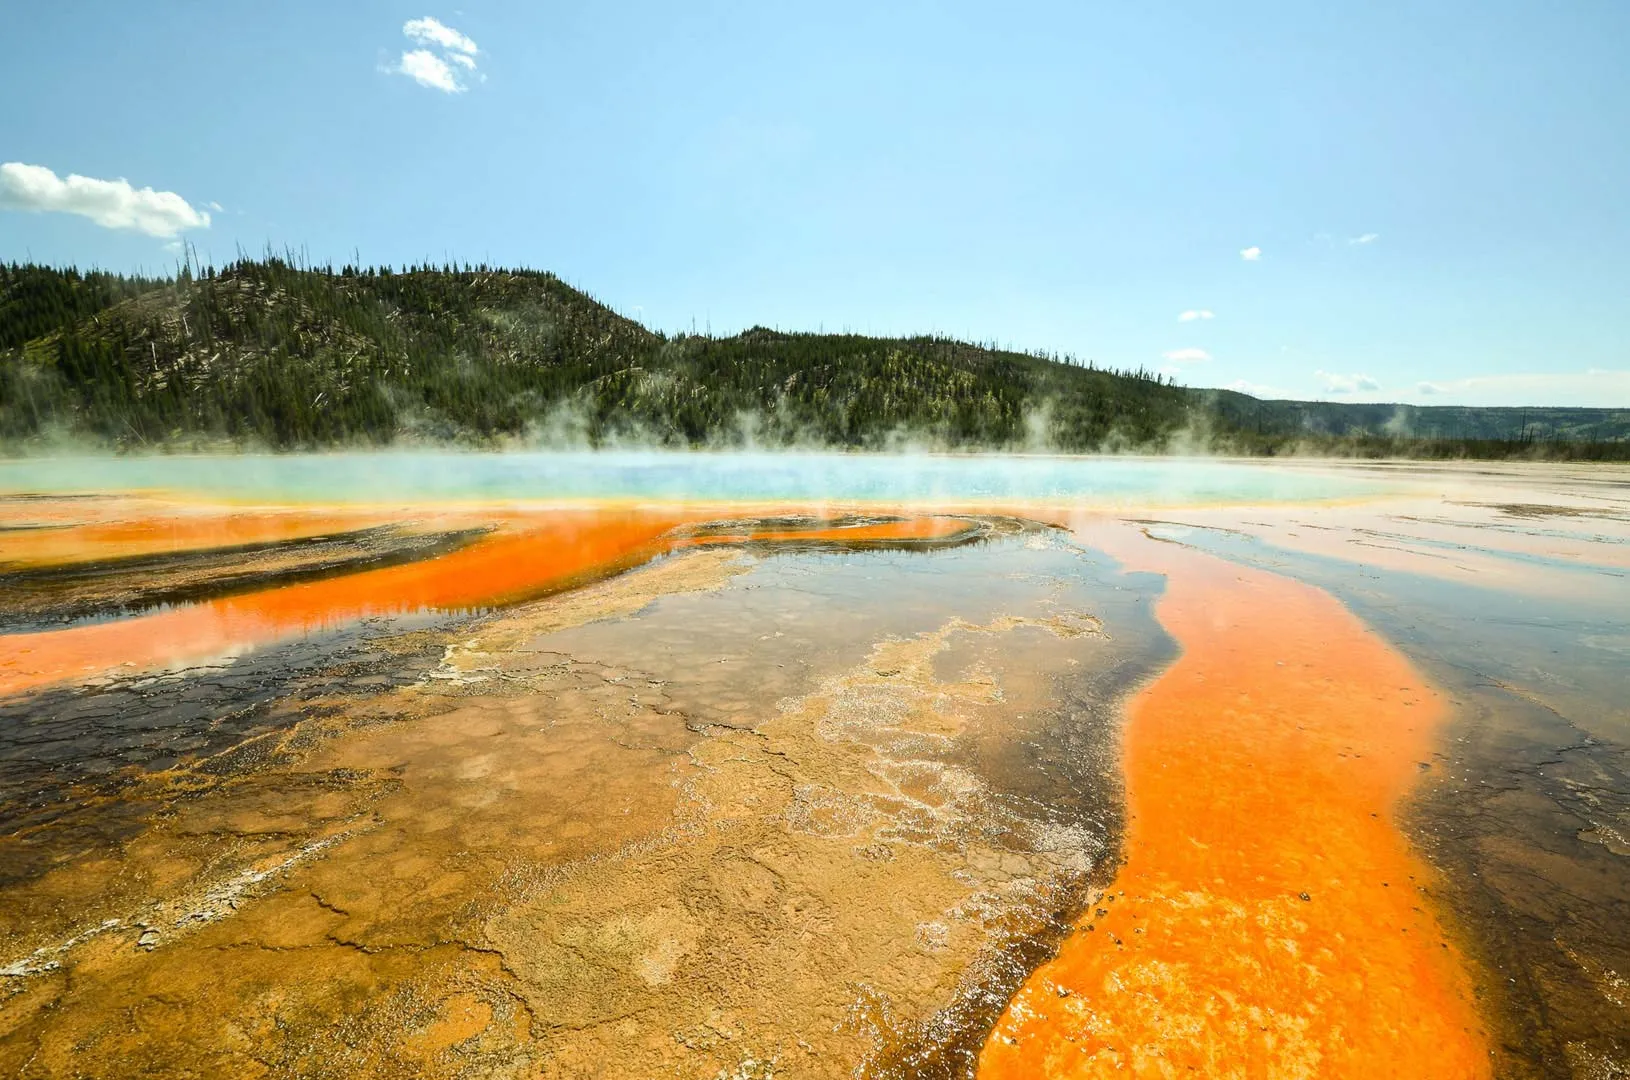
478;606;1105;1078
0;521;1132;1079
1476;501;1620;520
4;467;1624;1077
977;519;1492;1079
0;525;491;630
0;510;982;698
0;512;692;697
0;549;759;962
683;514;980;547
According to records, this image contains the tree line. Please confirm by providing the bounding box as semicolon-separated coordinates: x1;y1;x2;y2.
2;259;1625;460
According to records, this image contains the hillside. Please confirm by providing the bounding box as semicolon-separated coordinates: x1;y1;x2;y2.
2;260;1625;458
1205;391;1630;445
0;260;1197;451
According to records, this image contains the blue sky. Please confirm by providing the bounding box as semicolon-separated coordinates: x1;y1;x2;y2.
3;1;1627;406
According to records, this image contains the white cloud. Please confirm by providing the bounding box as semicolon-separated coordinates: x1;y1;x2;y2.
395;49;463;92
206;200;224;212
1162;347;1213;363
1349;233;1379;245
1223;378;1285;399
1240;245;1262;261
404;16;478;56
1403;370;1630;408
1212;369;1630;407
0;162;210;238
1318;370;1381;395
1177;309;1215;322
390;17;481;93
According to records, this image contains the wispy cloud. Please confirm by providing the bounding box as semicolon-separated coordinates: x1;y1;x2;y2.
1240;245;1262;261
1162;348;1213;363
396;49;463;92
390;16;482;93
1219;370;1630;407
1349;232;1379;245
1224;378;1285;399
403;16;478;55
1318;370;1381;395
0;162;210;238
1406;370;1630;407
1177;309;1215;322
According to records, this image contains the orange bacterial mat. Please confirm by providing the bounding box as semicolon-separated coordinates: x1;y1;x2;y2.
0;511;688;697
977;520;1491;1079
0;509;975;698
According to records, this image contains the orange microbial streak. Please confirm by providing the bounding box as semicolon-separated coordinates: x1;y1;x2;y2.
0;504;406;568
978;522;1491;1079
0;510;972;698
0;510;691;697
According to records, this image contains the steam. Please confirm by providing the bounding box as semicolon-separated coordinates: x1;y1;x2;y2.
1381;406;1415;437
0;448;1385;511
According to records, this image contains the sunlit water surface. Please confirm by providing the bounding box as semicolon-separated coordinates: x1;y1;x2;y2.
0;450;1389;506
0;453;1626;1080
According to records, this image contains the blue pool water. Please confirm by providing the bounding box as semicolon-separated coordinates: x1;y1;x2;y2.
0;451;1391;507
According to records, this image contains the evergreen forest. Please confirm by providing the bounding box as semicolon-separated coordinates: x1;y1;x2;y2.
3;260;1625;459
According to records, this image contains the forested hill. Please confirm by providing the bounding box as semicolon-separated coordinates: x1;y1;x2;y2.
2;260;1626;458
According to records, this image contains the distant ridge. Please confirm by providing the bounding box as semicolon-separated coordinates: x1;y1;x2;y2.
2;260;1626;459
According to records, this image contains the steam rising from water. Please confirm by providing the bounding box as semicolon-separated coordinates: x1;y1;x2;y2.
0;451;1389;507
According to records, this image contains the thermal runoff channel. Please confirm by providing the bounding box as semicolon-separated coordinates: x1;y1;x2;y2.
1;453;1626;1079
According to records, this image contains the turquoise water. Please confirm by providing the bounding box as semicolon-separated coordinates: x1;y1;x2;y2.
0;452;1389;506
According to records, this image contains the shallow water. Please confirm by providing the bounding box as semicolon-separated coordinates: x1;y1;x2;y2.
1113;507;1630;1076
0;450;1389;505
0;454;1625;1079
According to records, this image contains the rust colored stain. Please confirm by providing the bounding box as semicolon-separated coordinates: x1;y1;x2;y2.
0;511;689;697
0;505;408;567
978;521;1491;1079
0;510;971;698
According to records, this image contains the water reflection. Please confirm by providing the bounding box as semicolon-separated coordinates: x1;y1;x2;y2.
0;509;978;697
0;459;1625;1079
0;516;1169;1079
0;450;1391;506
981;521;1490;1078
